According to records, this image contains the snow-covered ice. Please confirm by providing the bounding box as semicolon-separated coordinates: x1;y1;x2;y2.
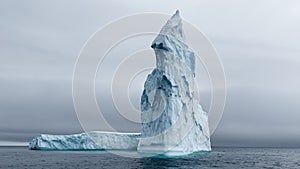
137;10;210;156
29;131;140;150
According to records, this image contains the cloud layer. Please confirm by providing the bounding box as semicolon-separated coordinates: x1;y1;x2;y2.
1;0;300;146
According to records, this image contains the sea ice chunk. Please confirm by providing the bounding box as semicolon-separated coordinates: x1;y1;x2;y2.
29;132;140;150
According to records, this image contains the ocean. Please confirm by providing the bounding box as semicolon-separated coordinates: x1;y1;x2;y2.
0;147;299;169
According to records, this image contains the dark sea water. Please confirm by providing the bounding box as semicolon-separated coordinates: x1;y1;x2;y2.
0;147;300;169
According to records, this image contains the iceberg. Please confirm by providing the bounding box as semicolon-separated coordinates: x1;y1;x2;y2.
29;10;211;156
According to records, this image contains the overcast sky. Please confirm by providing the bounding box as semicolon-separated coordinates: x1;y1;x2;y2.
1;0;300;147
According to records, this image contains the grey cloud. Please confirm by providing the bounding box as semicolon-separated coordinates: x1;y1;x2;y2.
0;0;300;146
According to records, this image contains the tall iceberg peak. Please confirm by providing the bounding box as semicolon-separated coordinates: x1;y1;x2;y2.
138;10;211;156
152;10;184;43
151;10;195;76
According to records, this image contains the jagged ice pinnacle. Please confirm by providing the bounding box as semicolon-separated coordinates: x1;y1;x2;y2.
137;10;211;155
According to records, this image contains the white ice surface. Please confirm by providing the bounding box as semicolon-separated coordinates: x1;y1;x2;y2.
29;131;140;150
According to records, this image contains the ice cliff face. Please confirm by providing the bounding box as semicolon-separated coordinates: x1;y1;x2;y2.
29;132;140;150
137;10;211;155
29;11;210;156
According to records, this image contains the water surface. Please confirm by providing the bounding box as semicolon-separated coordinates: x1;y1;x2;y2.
0;147;299;169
